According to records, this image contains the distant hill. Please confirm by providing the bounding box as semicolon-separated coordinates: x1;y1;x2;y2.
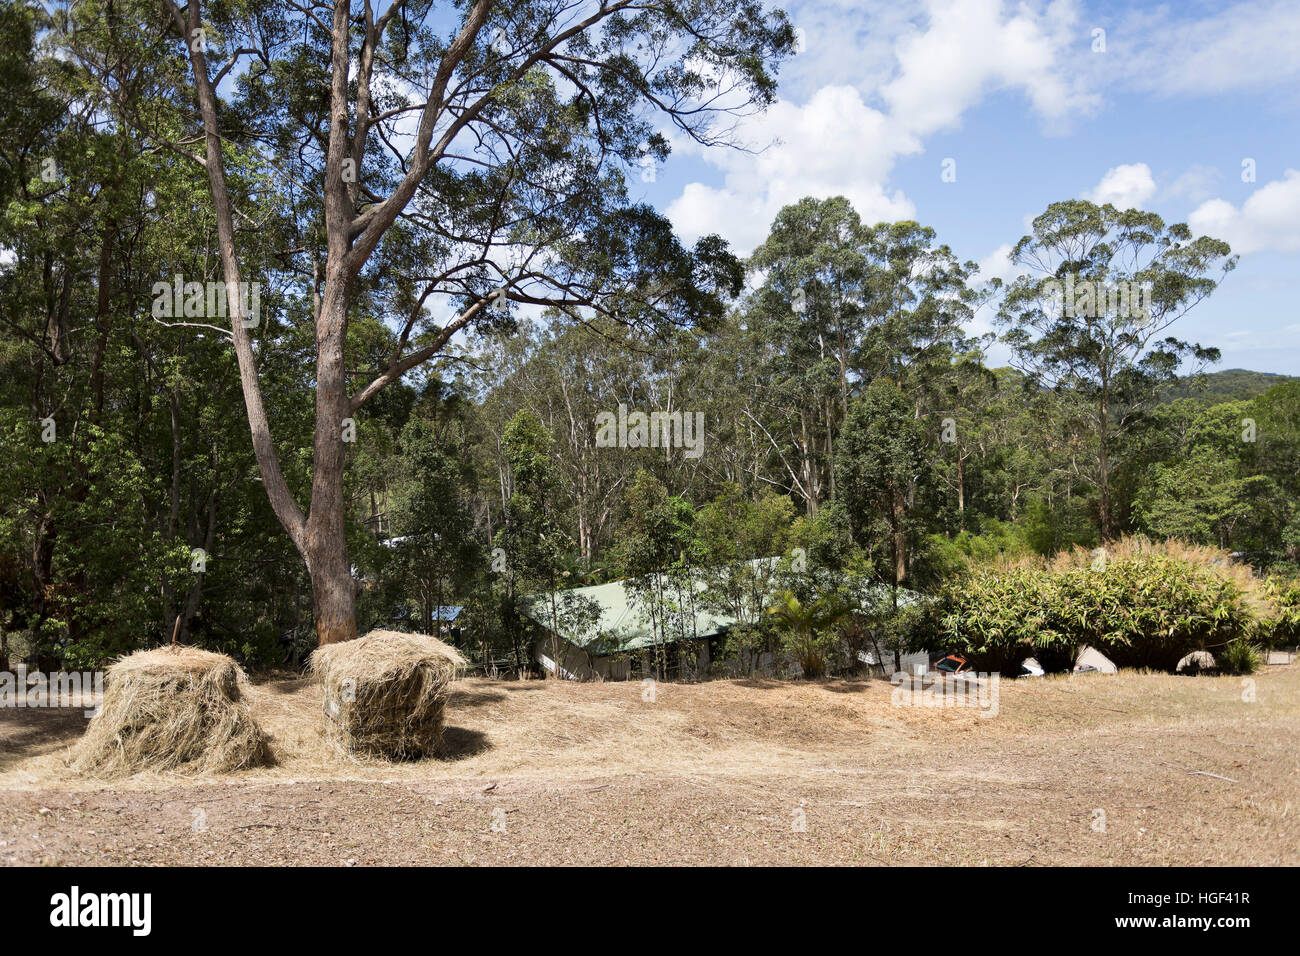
1161;369;1296;404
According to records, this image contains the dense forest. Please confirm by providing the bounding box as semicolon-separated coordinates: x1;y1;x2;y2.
1;1;1297;677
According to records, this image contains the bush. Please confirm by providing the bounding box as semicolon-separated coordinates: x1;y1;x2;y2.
1255;576;1300;648
1215;637;1261;675
931;566;1054;674
921;520;1033;581
929;538;1254;674
1068;554;1245;672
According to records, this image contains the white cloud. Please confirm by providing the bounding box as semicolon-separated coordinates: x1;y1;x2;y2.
1166;165;1221;205
667;0;1097;253
781;0;917;101
1083;162;1156;210
1188;170;1300;255
976;243;1018;284
666;85;919;253
1105;1;1300;98
880;0;1099;136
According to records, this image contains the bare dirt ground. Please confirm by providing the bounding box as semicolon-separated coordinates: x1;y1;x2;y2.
1;666;1297;865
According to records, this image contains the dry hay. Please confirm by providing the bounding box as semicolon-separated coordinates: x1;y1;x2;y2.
308;629;465;760
69;646;273;777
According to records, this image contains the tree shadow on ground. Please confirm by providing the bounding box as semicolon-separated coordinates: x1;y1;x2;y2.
447;688;507;707
448;682;546;709
437;726;491;761
0;707;89;773
728;678;786;690
262;677;313;694
822;679;891;694
727;677;885;694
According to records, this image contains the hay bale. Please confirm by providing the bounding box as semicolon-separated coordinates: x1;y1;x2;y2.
70;646;273;777
309;629;465;760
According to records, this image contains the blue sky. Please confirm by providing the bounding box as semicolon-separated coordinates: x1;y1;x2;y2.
628;0;1300;374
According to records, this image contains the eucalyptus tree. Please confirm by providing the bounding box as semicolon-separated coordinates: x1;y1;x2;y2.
996;200;1235;539
930;359;998;529
858;220;983;407
386;413;482;639
472;314;653;566
745;196;868;513
834;378;930;615
616;468;693;678
67;0;791;644
495;408;584;674
744;200;980;515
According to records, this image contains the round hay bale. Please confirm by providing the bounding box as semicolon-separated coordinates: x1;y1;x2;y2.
309;629;465;760
70;646;273;777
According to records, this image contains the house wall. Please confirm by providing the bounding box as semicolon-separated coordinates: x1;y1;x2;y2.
534;634;934;680
532;636;596;680
531;635;709;681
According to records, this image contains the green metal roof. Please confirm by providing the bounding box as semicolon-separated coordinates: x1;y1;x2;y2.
521;558;923;656
521;575;736;653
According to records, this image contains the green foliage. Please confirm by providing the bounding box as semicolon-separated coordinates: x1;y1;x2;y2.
766;590;847;679
381;414;482;640
1066;555;1246;672
1215;637;1261;675
616;470;700;676
932;566;1055;673
931;550;1253;674
835;379;930;588
997;199;1236;537
921;520;1033;579
1021;497;1098;555
0;0;1289;684
1255;576;1300;648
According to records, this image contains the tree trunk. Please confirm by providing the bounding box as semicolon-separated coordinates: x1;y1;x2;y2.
1098;376;1114;540
892;487;908;585
172;0;497;649
301;309;358;645
956;454;965;522
307;547;357;646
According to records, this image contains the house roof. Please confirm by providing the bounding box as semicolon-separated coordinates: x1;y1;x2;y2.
521;576;735;654
519;559;793;654
520;558;922;656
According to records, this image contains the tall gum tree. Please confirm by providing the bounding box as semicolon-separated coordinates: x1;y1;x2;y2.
995;200;1235;540
86;0;791;645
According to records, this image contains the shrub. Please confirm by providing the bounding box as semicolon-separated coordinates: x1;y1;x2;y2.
1215;637;1261;675
932;566;1052;674
930;537;1254;674
1255;576;1300;648
922;520;1034;578
767;592;847;679
1068;554;1245;672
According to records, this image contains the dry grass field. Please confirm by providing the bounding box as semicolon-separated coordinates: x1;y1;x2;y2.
1;665;1297;865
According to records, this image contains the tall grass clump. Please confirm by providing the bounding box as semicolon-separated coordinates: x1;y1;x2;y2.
1215;637;1261;675
932;566;1070;674
929;537;1270;674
